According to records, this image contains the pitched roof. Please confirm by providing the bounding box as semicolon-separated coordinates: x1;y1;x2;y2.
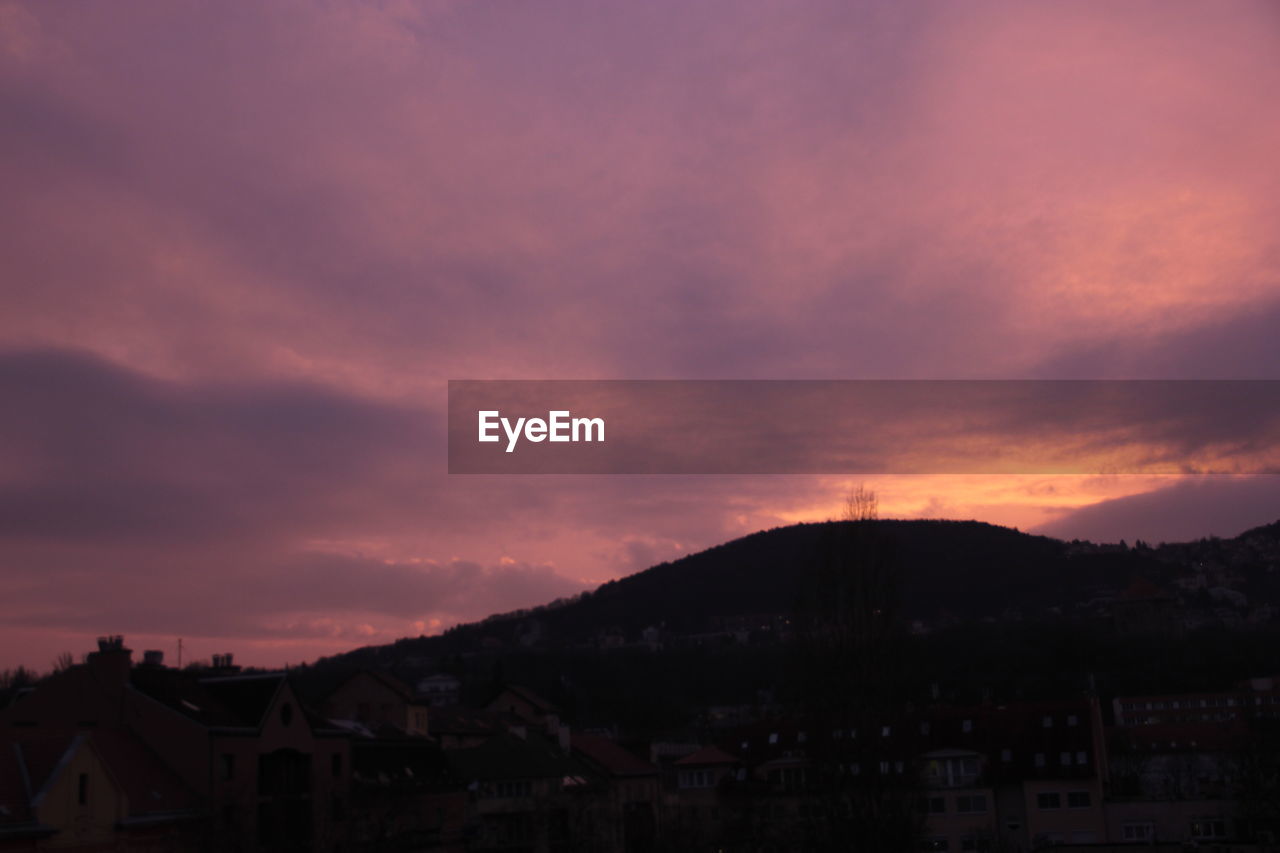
429;706;502;736
355;670;418;702
90;730;202;816
495;684;555;713
0;730;201;823
570;735;658;778
448;732;578;781
130;667;285;728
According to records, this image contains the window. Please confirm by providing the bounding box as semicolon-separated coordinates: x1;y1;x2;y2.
962;719;973;733
78;773;88;806
1190;818;1226;840
331;753;342;779
927;756;981;787
956;795;987;814
1000;748;1012;762
770;766;807;789
1067;714;1079;726
882;725;891;737
1042;715;1053;728
1060;752;1072;766
768;732;778;744
797;731;807;743
1122;822;1153;842
921;722;930;735
1067;791;1091;808
491;780;533;798
1036;792;1061;810
678;769;714;789
1075;751;1087;765
1034;753;1045;768
223;754;235;781
895;761;905;774
925;796;945;814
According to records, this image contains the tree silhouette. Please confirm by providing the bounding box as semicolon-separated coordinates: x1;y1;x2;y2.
789;486;925;850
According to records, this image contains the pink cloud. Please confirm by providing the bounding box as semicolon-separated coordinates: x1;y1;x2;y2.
1;1;1278;668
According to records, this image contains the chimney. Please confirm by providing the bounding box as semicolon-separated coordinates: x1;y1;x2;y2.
142;650;165;667
88;635;132;686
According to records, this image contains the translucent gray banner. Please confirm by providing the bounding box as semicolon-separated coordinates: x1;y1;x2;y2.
447;380;1280;475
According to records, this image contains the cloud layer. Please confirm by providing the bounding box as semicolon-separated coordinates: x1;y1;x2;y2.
1;0;1278;667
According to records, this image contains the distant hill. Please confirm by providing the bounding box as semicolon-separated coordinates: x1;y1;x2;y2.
320;518;1280;670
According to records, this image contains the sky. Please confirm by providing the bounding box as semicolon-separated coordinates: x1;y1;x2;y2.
1;0;1279;670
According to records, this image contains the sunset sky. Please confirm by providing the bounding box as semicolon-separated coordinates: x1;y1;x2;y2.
2;0;1279;670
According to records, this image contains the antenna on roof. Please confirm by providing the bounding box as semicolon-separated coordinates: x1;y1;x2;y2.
178;638;183;669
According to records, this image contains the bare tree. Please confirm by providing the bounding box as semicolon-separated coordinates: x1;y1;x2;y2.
842;484;879;522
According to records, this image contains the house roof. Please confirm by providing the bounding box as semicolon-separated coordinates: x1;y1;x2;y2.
130;667;286;728
90;729;202;816
570;735;658;778
357;670;418;702
0;730;200;826
493;684;556;713
429;706;502;736
448;732;578;781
